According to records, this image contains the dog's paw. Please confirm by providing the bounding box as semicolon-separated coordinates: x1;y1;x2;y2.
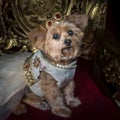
52;106;72;118
13;104;27;115
66;97;81;108
31;101;50;111
39;101;50;110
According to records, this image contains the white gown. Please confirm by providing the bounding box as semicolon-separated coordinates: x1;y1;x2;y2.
0;51;77;120
0;52;31;120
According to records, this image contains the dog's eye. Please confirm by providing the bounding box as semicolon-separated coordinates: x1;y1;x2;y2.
53;33;60;40
68;30;73;36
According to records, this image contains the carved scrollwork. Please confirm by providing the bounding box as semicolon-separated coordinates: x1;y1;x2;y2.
0;0;107;59
96;47;120;107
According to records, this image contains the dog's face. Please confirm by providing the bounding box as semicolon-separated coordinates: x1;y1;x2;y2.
44;22;83;62
28;13;88;63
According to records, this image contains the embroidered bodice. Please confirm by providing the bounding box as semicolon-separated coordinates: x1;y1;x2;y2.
24;50;77;96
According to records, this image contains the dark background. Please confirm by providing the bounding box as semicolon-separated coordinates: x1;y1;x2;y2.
106;0;120;40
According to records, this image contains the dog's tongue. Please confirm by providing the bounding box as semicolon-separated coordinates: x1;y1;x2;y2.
62;47;72;55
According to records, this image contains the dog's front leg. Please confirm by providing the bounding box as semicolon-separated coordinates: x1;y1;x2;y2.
40;72;71;118
63;80;81;108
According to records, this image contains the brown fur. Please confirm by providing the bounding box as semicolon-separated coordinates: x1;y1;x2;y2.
14;13;88;118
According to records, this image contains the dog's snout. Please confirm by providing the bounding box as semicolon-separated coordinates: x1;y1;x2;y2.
64;39;71;46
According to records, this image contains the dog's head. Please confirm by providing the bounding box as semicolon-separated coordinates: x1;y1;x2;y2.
28;13;88;63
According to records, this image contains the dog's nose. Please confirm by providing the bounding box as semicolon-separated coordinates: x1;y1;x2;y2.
64;39;71;46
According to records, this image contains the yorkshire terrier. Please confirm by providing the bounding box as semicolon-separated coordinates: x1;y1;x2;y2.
0;13;88;118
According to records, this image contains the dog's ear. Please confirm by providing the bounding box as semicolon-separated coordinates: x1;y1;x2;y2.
68;13;88;31
28;26;47;50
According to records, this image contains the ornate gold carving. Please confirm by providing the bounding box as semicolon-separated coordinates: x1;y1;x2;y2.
94;29;120;108
96;47;120;108
0;0;107;57
79;0;108;60
101;49;120;87
1;0;120;109
12;0;67;33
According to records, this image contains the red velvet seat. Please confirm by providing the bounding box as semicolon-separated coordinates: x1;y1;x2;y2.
7;58;120;120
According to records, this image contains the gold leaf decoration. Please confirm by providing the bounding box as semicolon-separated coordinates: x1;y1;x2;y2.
0;0;107;58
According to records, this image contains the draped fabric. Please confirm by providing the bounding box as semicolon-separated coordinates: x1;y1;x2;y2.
0;53;31;120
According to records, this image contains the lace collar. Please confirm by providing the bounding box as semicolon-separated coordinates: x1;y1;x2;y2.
38;50;77;70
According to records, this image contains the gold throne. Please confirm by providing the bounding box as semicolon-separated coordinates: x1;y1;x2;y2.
0;0;107;58
1;0;120;109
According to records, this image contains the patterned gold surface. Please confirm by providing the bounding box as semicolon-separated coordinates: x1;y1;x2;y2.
0;0;107;58
1;0;120;108
96;48;120;107
95;30;120;108
24;55;36;86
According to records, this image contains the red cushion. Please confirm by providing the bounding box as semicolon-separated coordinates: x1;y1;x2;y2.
7;58;120;120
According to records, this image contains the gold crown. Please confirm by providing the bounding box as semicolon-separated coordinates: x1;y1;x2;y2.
44;11;68;29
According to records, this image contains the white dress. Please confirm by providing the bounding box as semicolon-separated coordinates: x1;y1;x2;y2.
0;51;77;120
0;52;31;120
26;50;77;97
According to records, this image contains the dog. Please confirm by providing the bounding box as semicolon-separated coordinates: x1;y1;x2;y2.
0;13;88;119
